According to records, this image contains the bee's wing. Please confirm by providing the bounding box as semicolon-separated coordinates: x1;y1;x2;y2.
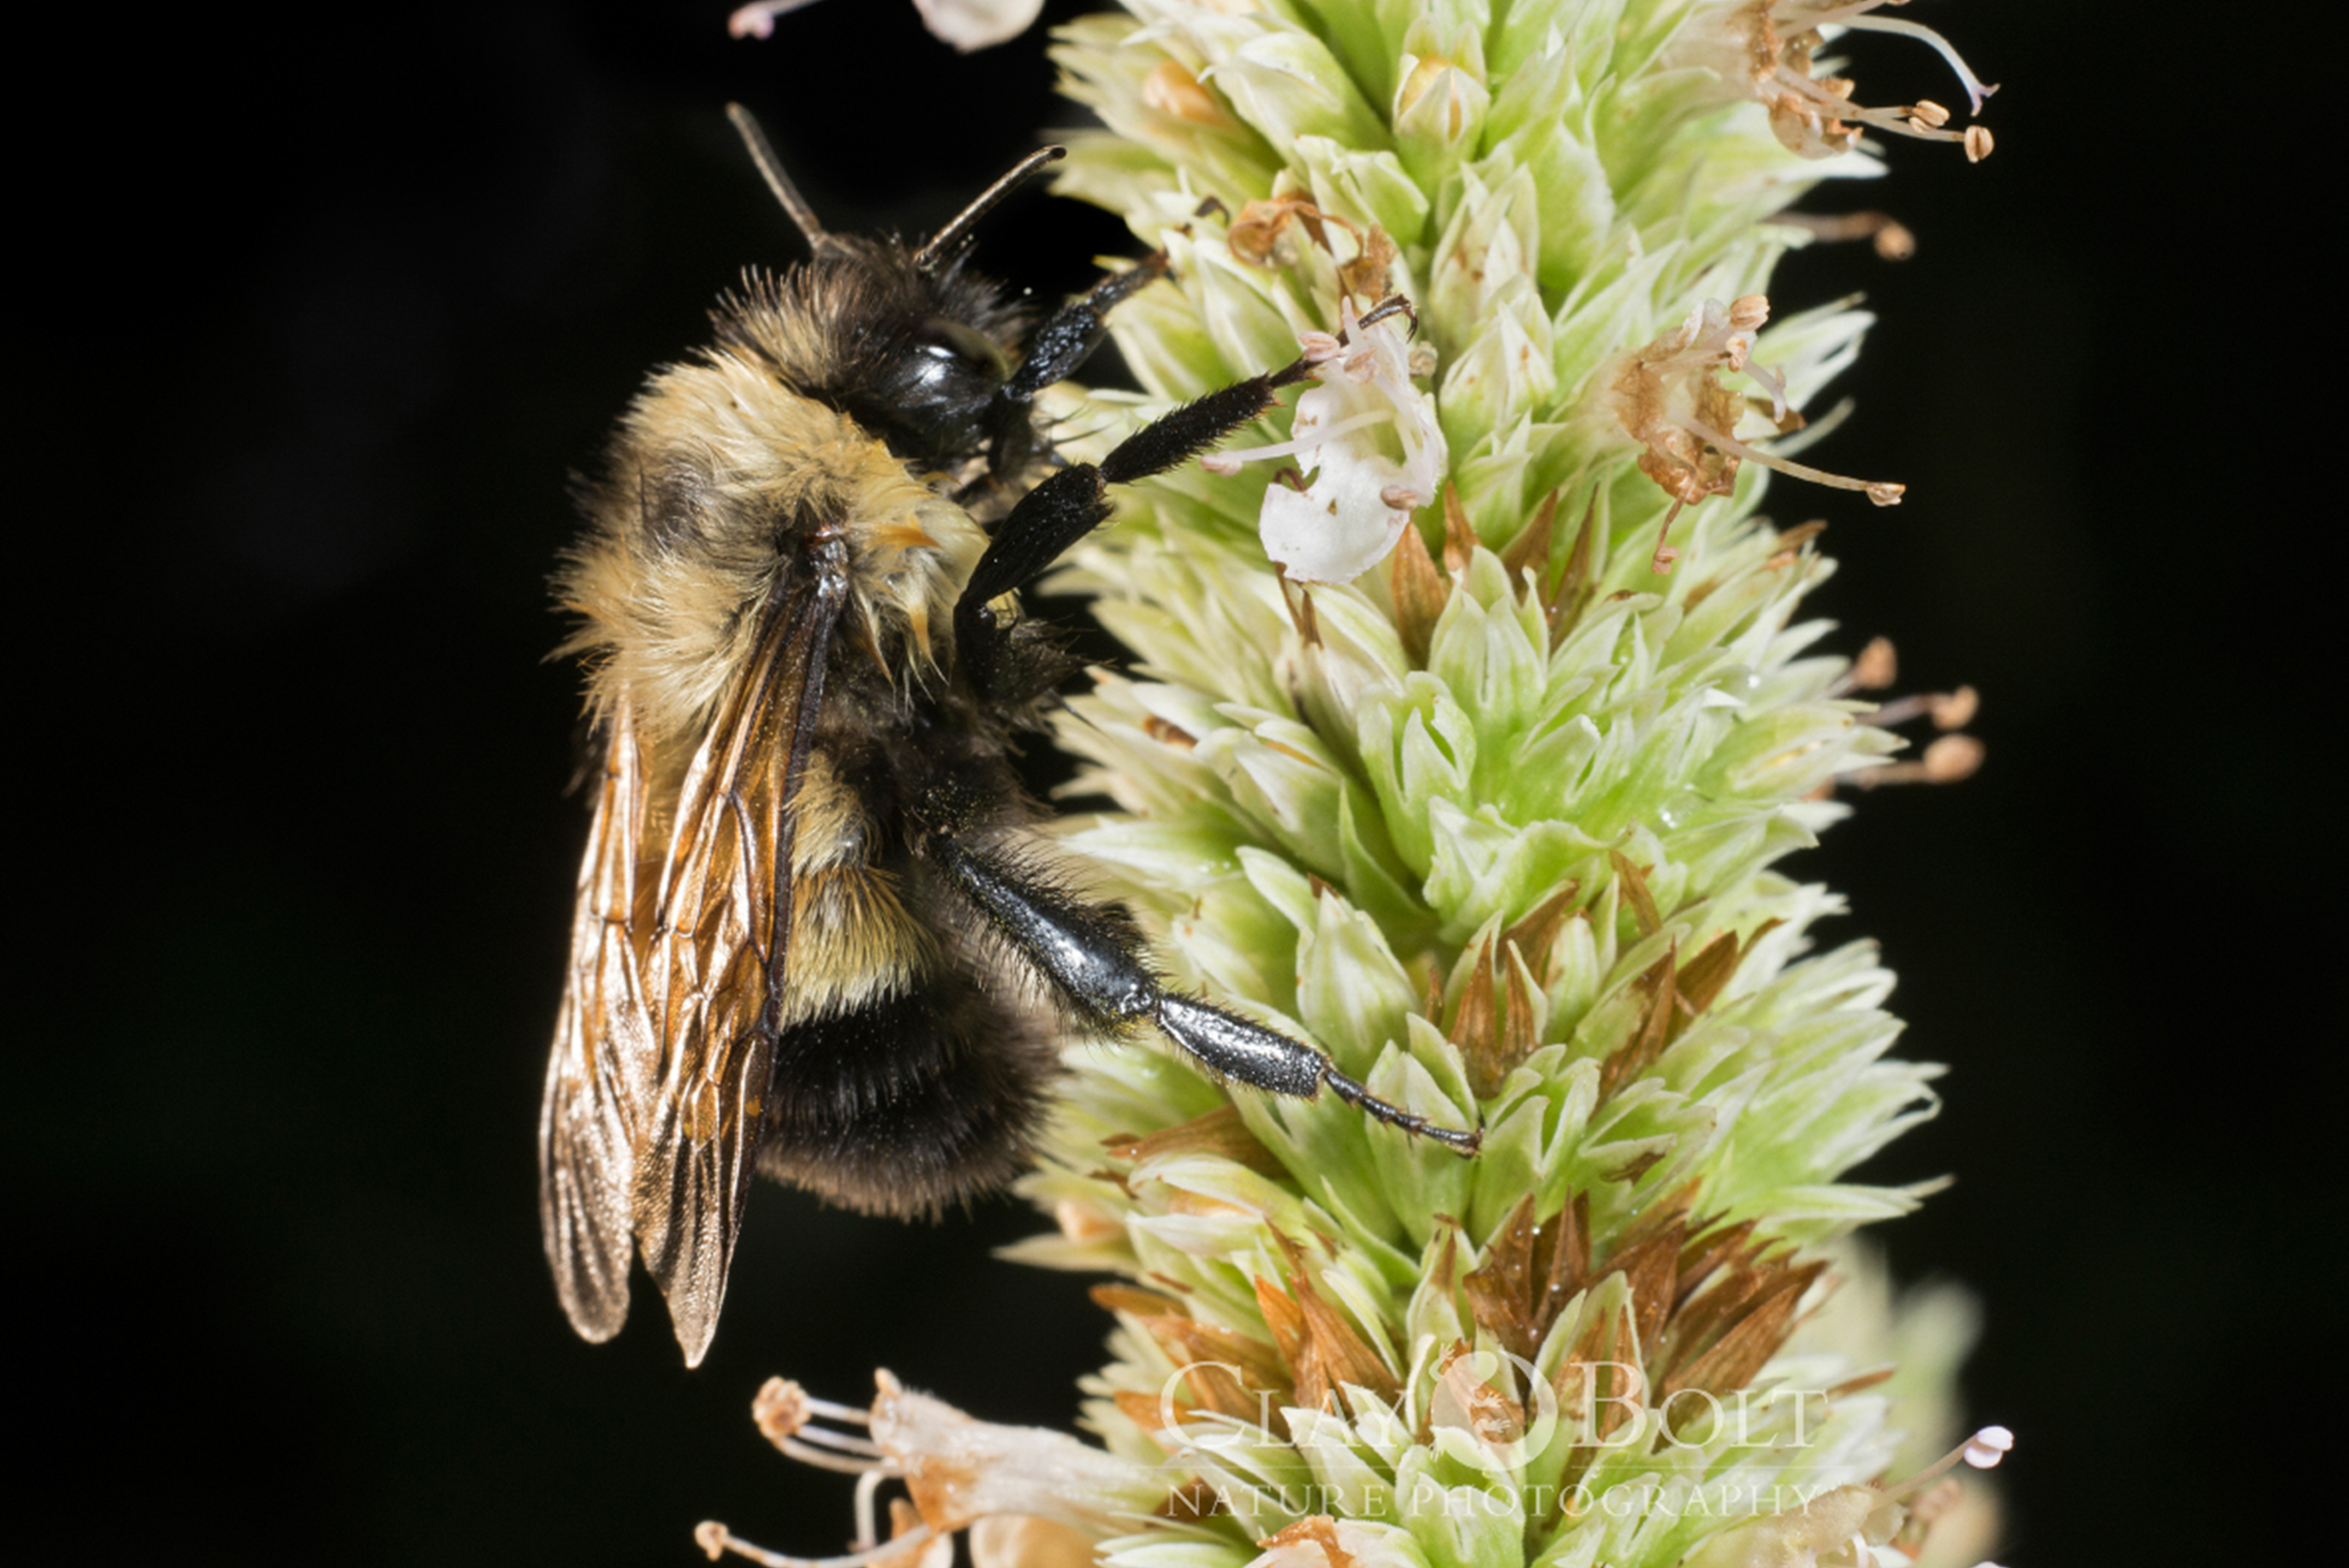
633;566;847;1366
538;700;657;1343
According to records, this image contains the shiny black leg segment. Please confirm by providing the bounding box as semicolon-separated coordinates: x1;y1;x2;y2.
956;350;1321;697
1001;252;1172;408
927;828;1480;1153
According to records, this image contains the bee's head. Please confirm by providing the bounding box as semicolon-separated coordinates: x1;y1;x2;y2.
720;114;1064;476
787;239;1029;473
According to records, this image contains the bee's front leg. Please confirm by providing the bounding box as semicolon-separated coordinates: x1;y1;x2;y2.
955;351;1324;696
923;826;1481;1153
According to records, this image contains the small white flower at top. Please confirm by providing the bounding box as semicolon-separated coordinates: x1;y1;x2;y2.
730;0;1043;54
1202;296;1447;586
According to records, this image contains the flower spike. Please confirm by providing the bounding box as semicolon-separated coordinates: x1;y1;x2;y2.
702;6;2016;1568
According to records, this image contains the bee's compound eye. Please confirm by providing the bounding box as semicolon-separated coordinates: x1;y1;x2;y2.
917;317;1011;380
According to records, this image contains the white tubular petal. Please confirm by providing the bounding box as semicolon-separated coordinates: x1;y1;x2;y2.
1261;478;1388;585
1247;301;1444;585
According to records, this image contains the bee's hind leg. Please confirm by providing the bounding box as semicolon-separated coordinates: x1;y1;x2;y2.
922;825;1481;1154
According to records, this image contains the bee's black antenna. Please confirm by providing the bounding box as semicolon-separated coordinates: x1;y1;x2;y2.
726;102;832;252
914;146;1066;273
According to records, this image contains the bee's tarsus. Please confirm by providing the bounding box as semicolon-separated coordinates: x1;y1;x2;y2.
1320;1064;1483;1155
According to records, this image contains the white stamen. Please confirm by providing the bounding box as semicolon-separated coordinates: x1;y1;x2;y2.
1665;411;1903;502
1883;1423;2017;1496
1839;12;2000;114
697;1522;938;1568
1209;410;1399;472
853;1469;890;1549
778;1436;896;1476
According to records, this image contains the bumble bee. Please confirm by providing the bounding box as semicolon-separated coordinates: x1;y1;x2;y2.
538;106;1478;1366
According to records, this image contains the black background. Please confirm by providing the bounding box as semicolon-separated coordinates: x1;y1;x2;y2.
16;2;2322;1563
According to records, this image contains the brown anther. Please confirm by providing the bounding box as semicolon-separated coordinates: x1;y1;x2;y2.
1858;733;1985;787
1728;294;1771;332
1865;481;1906;505
1908;98;1952;129
1929;684;1980;729
1921;733;1983;781
1964;125;1995;163
1777;209;1916;260
1651;500;1687;576
753;1378;815;1446
1851;636;1898;691
696;1522;732;1561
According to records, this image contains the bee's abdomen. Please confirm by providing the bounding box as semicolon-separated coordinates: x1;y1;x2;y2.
754;967;1059;1217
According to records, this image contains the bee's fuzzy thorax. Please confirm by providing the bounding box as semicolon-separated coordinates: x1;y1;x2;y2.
558;357;987;753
